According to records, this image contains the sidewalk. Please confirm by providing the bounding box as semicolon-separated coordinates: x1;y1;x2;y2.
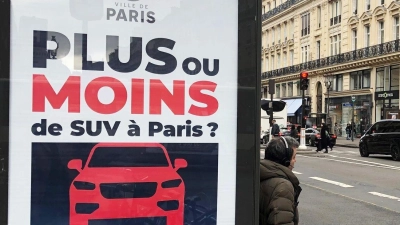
335;136;359;148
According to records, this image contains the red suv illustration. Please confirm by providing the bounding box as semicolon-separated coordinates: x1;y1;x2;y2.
67;143;187;225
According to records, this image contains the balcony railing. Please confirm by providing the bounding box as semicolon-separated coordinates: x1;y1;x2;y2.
262;0;304;21
262;40;400;80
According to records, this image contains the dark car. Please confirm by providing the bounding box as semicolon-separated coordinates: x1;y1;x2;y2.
305;128;337;147
359;119;400;161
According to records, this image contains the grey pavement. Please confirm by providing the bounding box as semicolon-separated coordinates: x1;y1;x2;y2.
335;136;359;148
294;146;400;224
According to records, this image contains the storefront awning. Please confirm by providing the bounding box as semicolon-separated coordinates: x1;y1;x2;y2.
283;99;302;117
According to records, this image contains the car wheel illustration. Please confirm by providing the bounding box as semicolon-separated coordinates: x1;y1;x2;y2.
391;144;400;161
359;143;369;157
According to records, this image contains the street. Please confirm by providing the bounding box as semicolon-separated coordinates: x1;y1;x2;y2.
261;146;400;225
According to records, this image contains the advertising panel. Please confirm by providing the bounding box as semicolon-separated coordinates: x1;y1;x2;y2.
7;0;242;224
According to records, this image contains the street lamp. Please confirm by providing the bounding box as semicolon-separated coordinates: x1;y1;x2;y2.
324;74;333;132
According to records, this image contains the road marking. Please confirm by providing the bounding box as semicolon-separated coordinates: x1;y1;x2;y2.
309;177;354;188
299;155;400;171
302;183;400;214
328;155;400;170
369;192;400;201
293;171;302;174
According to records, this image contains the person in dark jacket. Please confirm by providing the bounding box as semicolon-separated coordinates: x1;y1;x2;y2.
316;123;329;153
271;119;280;137
290;124;299;141
260;136;302;225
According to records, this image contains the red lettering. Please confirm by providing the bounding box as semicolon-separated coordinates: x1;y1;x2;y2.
32;74;80;112
131;79;144;114
189;81;218;116
149;79;185;115
85;77;127;114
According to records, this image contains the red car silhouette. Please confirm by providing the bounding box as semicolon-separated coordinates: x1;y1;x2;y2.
67;142;187;225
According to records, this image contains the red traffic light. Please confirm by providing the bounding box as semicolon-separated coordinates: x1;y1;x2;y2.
300;71;308;79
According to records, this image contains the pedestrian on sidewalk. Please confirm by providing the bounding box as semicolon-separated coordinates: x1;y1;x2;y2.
271;119;280;137
260;136;302;225
346;124;351;140
316;123;329;153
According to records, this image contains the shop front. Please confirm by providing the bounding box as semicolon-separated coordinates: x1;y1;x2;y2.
375;90;400;120
326;95;372;137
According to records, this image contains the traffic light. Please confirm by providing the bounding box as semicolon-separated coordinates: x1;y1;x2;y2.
300;71;309;90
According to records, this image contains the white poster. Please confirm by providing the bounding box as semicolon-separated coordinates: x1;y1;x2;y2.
9;0;238;224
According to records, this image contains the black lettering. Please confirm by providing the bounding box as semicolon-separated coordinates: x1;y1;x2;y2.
103;121;120;136
33;30;71;68
149;122;163;136
74;33;105;71
147;11;155;23
186;120;192;137
177;125;185;137
107;8;116;20
31;119;47;136
106;35;142;73
203;58;219;76
129;10;139;22
192;125;203;137
182;57;201;75
116;9;128;21
86;121;102;136
48;123;62;136
145;38;177;74
70;120;85;136
163;125;175;137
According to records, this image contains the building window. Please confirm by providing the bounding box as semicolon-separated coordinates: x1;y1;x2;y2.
301;45;310;63
335;74;343;91
277;54;281;69
394;17;399;40
316;41;321;59
282;84;286;97
284;23;287;40
381;0;384;5
271;56;275;70
290;50;294;66
301;13;310;36
276;84;280;98
283;52;287;67
377;65;400;92
291;19;294;38
288;83;293;97
330;34;341;55
350;70;371;90
317;6;321;28
352;0;358;14
330;0;341;26
277;26;281;43
366;0;370;10
352;29;357;50
272;28;275;45
365;25;370;47
265;57;269;72
378;21;384;44
296;82;301;96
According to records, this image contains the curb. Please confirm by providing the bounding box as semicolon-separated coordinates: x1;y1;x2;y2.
335;144;359;149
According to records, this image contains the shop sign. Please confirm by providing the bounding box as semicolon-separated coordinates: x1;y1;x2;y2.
342;102;353;107
375;90;400;100
7;1;241;224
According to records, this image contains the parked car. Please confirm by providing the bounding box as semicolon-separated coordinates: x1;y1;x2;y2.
359;119;400;161
261;130;269;144
305;128;337;147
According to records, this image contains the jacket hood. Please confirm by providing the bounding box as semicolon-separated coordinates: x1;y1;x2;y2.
260;159;299;187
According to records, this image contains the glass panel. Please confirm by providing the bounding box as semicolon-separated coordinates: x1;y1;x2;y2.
391;65;400;90
376;67;385;91
362;71;370;88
